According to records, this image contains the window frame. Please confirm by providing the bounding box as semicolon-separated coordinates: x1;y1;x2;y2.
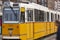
3;7;20;23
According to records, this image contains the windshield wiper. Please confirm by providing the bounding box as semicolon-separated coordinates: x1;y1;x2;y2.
9;6;17;21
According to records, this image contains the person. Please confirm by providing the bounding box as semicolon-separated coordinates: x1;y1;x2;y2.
55;20;60;40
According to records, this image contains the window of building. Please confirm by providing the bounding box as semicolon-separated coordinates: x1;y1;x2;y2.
39;0;47;7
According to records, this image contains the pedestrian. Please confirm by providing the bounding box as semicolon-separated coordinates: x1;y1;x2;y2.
55;20;60;40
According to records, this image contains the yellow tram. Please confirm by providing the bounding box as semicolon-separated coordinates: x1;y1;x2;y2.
2;2;60;40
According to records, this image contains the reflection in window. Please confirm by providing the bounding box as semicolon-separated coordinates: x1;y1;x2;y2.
27;10;33;21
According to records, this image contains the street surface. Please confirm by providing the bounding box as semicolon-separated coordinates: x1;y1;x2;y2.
43;34;56;40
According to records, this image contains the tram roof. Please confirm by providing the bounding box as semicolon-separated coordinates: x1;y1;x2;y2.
19;3;49;12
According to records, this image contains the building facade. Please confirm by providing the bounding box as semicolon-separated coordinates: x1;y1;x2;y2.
54;0;60;11
47;0;55;10
2;0;57;10
37;0;48;7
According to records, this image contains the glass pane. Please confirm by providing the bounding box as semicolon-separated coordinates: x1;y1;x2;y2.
55;14;57;20
3;7;19;22
27;10;33;21
58;15;59;20
35;9;44;22
51;13;54;22
47;12;49;21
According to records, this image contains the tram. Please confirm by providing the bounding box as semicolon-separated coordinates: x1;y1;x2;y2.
2;2;60;40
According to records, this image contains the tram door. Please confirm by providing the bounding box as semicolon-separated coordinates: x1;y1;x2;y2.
20;7;25;22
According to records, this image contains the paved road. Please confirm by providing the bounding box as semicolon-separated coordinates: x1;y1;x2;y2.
43;34;56;40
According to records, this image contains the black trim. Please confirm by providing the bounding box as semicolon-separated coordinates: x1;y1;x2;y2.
35;32;56;40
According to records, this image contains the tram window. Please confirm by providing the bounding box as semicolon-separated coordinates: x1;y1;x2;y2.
44;12;47;22
20;12;25;22
3;7;19;22
58;15;59;20
27;10;33;21
39;10;44;21
38;10;41;21
55;14;57;20
34;9;44;22
59;15;60;21
4;10;19;21
51;13;54;22
47;12;49;22
34;9;38;21
4;13;8;21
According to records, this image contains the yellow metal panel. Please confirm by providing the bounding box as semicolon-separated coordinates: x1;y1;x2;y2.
34;32;45;39
20;35;27;40
34;22;46;39
2;22;57;40
55;26;57;32
19;23;27;40
46;22;51;35
19;23;27;34
2;24;19;36
19;22;34;40
20;7;25;12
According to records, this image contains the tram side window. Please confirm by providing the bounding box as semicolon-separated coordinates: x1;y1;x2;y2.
39;10;44;21
51;13;54;22
38;10;41;21
34;9;38;21
27;10;33;21
47;12;49;22
34;9;44;22
55;14;57;20
58;15;59;20
59;15;60;21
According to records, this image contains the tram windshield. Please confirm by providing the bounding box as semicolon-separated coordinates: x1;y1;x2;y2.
3;7;19;23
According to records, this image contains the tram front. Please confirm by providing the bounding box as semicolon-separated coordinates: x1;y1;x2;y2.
2;3;20;40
